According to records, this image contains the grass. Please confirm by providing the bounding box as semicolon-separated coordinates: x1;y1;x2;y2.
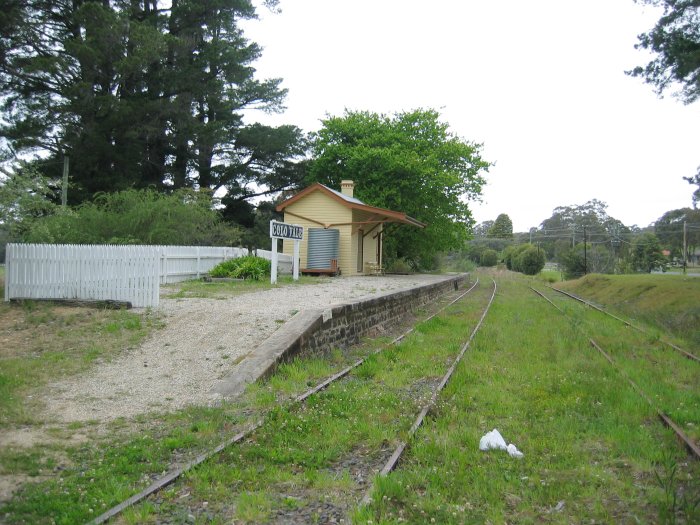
536;286;700;443
536;268;562;283
0;279;469;524
2;270;698;523
357;271;699;524
0;402;254;524
558;273;700;346
134;287;494;523
0;301;162;426
162;274;321;299
10;284;487;524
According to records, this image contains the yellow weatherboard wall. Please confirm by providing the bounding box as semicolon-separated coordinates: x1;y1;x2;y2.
281;190;354;275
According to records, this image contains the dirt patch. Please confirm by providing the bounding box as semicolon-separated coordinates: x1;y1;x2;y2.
1;304;109;359
0;427;90;449
0;474;51;503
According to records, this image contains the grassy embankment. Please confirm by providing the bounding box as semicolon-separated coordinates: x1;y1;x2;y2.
1;270;698;523
557;273;700;347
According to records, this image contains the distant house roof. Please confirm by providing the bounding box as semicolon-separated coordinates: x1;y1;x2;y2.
276;183;425;228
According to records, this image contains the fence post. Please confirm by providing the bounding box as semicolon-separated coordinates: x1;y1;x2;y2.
4;244;11;302
196;247;201;279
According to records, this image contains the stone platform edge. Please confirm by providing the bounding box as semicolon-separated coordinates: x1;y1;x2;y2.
211;273;469;398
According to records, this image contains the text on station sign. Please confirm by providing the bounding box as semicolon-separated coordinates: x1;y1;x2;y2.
270;220;303;240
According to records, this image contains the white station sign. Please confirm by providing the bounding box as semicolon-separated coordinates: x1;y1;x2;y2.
269;220;303;284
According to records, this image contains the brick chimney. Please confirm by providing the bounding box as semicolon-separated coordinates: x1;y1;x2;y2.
340;180;354;198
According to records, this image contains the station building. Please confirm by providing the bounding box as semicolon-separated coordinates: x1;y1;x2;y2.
276;180;424;276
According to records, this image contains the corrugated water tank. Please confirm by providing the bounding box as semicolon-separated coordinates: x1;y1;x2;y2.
307;228;340;269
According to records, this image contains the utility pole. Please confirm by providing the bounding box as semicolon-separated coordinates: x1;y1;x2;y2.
683;220;687;274
61;155;69;207
583;225;587;275
612;228;621;274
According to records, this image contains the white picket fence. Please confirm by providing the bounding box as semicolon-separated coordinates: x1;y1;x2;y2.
159;246;293;283
4;244;294;308
160;246;249;284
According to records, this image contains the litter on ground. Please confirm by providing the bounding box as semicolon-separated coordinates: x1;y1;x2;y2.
479;428;524;458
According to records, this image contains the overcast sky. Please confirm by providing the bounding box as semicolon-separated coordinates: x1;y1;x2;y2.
241;0;700;232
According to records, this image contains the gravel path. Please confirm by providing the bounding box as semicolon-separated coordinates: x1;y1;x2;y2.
43;275;448;422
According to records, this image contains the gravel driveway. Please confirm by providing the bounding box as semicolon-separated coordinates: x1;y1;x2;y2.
44;275;448;422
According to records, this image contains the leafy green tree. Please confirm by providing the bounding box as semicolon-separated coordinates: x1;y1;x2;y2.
629;232;667;273
309;109;490;268
238;200;283;251
0;163;58;243
655;207;700;259
472;220;494;238
558;243;617;278
559;246;587;279
537;200;629;263
628;0;700;104
685;166;700;206
465;220;511;264
488;213;514;239
464;237;511;264
24;188;241;246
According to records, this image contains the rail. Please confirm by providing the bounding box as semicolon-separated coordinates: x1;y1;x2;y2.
532;286;700;461
548;285;699;363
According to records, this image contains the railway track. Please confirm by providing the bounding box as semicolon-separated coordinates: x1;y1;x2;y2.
548;285;700;363
531;285;700;460
89;277;490;524
361;278;497;504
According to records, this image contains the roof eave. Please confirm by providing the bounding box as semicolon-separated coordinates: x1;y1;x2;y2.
276;183;426;228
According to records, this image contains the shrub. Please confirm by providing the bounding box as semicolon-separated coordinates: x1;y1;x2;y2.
209;256;271;280
503;244;545;275
503;244;529;270
385;258;413;274
559;246;587;279
24;188;241;246
479;249;498;267
514;245;546;275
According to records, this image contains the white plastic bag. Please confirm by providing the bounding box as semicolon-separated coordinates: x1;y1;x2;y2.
479;428;524;458
479;429;507;451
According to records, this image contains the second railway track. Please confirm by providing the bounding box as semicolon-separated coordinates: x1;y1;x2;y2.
531;285;700;460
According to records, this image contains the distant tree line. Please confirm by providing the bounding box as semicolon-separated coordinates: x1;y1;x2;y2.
465;201;700;279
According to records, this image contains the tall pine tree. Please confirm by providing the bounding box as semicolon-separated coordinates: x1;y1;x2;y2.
0;0;306;207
